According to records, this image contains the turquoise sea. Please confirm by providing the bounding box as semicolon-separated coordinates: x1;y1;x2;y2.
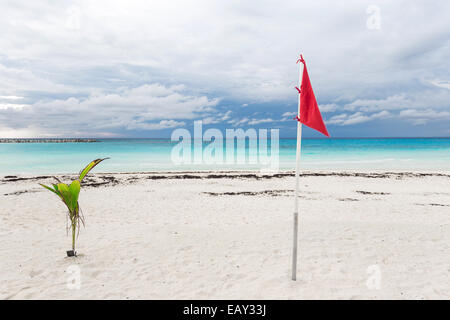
0;138;449;174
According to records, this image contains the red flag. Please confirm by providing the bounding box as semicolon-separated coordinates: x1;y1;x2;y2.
295;55;330;137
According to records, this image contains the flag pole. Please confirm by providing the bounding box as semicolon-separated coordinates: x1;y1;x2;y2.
292;56;303;281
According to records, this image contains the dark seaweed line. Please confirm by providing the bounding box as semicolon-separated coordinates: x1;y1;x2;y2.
144;172;450;180
203;189;292;196
2;171;450;185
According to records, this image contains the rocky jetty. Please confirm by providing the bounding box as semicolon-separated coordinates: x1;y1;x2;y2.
0;138;99;143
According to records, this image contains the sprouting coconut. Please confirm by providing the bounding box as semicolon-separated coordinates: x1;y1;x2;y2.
40;158;108;257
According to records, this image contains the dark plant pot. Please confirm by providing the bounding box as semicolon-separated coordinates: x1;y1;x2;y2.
66;250;77;257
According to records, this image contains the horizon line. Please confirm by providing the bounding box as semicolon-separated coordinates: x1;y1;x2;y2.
1;136;450;140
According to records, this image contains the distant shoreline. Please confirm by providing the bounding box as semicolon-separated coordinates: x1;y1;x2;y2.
1;137;449;142
0;138;99;143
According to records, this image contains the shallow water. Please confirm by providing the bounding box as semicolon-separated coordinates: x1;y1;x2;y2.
0;138;449;174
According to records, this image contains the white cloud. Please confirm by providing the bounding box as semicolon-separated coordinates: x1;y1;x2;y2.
329;108;449;127
1;1;449;102
340;113;371;125
328;110;391;126
228;117;250;126
336;91;450;127
247;118;274;125
372;110;391;119
282;111;296;117
202;111;232;124
222;110;232;121
0;1;450;136
0;127;42;138
319;103;338;113
126;119;185;130
0;103;30;110
0;63;73;94
344;95;408;112
430;80;450;90
201;117;218;125
227;117;277;126
399;108;450;125
0;84;218;136
0;95;24;100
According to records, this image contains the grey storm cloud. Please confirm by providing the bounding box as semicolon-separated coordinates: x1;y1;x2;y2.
0;0;449;136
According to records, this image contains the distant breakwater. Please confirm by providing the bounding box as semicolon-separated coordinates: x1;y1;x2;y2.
0;138;99;143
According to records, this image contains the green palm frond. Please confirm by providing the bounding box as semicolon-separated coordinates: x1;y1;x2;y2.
39;183;59;196
79;158;109;182
39;158;108;253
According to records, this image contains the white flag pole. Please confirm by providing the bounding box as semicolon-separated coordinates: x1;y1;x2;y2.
292;57;303;281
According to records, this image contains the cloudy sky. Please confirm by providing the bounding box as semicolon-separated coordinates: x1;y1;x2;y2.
0;0;449;138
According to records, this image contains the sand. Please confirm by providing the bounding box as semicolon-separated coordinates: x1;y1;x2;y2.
0;171;449;299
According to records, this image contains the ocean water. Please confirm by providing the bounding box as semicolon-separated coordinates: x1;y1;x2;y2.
0;138;449;175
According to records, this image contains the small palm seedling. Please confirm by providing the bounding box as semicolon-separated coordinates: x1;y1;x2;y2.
40;158;108;257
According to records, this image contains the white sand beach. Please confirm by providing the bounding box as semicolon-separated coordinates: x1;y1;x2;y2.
1;171;449;299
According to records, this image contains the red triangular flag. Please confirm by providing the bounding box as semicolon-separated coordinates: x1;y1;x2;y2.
295;55;330;137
